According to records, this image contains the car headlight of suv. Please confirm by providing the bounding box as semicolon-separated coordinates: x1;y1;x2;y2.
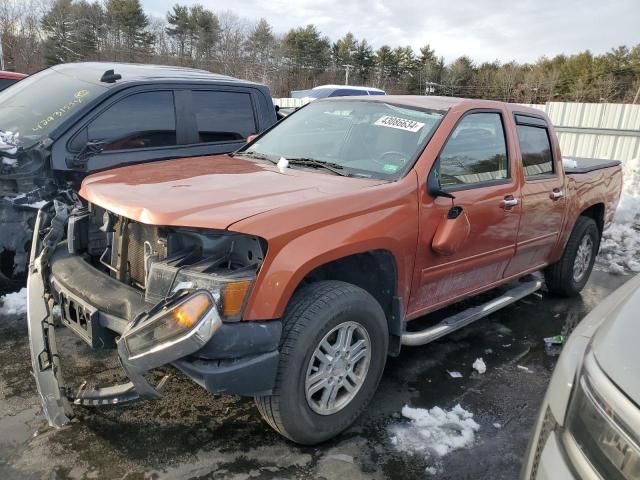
123;290;221;359
565;353;640;480
145;261;254;322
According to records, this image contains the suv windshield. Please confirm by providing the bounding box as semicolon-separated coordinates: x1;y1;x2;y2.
242;100;443;178
0;66;107;149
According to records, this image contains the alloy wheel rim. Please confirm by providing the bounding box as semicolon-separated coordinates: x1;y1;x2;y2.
573;235;593;282
305;321;372;415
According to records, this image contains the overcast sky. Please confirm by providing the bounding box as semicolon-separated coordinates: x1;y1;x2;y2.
142;0;639;63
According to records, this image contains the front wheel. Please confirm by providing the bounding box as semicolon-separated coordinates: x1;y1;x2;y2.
255;280;388;445
545;216;600;297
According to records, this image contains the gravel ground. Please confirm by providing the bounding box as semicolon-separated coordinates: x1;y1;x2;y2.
0;271;631;480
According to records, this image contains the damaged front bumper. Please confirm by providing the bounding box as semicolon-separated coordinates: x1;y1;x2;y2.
27;205;280;428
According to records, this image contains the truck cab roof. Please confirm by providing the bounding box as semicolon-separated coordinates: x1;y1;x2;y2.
317;95;547;117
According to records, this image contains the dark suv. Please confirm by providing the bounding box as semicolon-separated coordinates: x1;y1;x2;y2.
0;62;277;282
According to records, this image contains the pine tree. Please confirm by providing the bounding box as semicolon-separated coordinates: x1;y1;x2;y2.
191;5;219;62
41;0;79;65
106;0;152;61
166;4;190;60
246;19;275;81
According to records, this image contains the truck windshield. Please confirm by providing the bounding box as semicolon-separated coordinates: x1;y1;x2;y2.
0;67;107;149
242;100;443;178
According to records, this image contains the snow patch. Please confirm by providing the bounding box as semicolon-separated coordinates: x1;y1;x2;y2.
598;158;640;274
277;156;289;173
389;404;480;461
0;130;20;155
7;193;48;209
0;288;27;316
472;358;486;374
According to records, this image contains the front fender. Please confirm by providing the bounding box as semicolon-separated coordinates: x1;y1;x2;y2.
242;205;418;320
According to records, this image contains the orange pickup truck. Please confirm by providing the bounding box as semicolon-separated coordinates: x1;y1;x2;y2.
27;96;622;444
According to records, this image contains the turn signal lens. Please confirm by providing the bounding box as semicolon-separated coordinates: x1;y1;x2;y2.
222;280;251;317
172;294;211;328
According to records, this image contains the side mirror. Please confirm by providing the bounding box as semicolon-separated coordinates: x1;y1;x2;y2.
432;206;471;256
71;140;106;167
246;134;258;144
427;158;455;199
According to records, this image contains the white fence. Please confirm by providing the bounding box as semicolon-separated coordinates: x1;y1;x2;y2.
522;102;640;162
273;98;640;162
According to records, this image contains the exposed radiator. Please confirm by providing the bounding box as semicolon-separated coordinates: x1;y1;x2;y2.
111;218;167;287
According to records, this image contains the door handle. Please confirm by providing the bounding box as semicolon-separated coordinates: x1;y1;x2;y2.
501;196;519;209
549;189;564;200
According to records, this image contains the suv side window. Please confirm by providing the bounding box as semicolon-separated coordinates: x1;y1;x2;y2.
192;91;256;143
329;89;366;97
87;91;176;151
439;112;509;188
516;124;554;177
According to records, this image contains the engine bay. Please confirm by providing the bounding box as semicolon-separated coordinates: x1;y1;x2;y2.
67;203;267;315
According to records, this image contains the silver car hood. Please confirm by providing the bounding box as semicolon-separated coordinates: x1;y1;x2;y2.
592;275;640;407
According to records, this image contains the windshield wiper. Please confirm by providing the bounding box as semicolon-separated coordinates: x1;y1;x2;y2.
230;151;276;163
284;158;350;177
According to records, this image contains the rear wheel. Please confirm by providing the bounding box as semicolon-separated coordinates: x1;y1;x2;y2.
544;216;600;296
255;280;388;445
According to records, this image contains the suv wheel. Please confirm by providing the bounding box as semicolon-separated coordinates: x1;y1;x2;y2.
255;280;388;445
545;216;600;297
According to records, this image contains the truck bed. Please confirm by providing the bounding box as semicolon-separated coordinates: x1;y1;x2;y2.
563;157;622;174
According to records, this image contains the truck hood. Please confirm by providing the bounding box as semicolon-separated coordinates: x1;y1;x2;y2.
592;275;640;406
80;154;386;230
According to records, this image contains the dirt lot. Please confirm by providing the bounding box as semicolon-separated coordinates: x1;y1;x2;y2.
0;271;631;480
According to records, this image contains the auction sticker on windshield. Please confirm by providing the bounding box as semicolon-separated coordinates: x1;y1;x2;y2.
374;115;425;132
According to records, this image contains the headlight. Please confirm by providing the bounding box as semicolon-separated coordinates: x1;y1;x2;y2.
566;355;640;480
145;261;254;322
124;291;220;359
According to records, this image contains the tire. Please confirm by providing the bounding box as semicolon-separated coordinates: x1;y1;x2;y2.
255;280;389;445
544;216;600;297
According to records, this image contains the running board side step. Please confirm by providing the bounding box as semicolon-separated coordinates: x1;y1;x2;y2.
401;278;543;346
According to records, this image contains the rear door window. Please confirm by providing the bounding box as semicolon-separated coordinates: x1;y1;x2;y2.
87;91;176;151
516;124;554;177
191;91;256;143
439;112;509;188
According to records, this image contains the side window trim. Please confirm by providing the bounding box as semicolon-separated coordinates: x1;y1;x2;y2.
433;109;511;192
514;113;548;128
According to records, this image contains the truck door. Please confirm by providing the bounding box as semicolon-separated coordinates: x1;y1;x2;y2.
503;114;566;277
409;109;522;316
